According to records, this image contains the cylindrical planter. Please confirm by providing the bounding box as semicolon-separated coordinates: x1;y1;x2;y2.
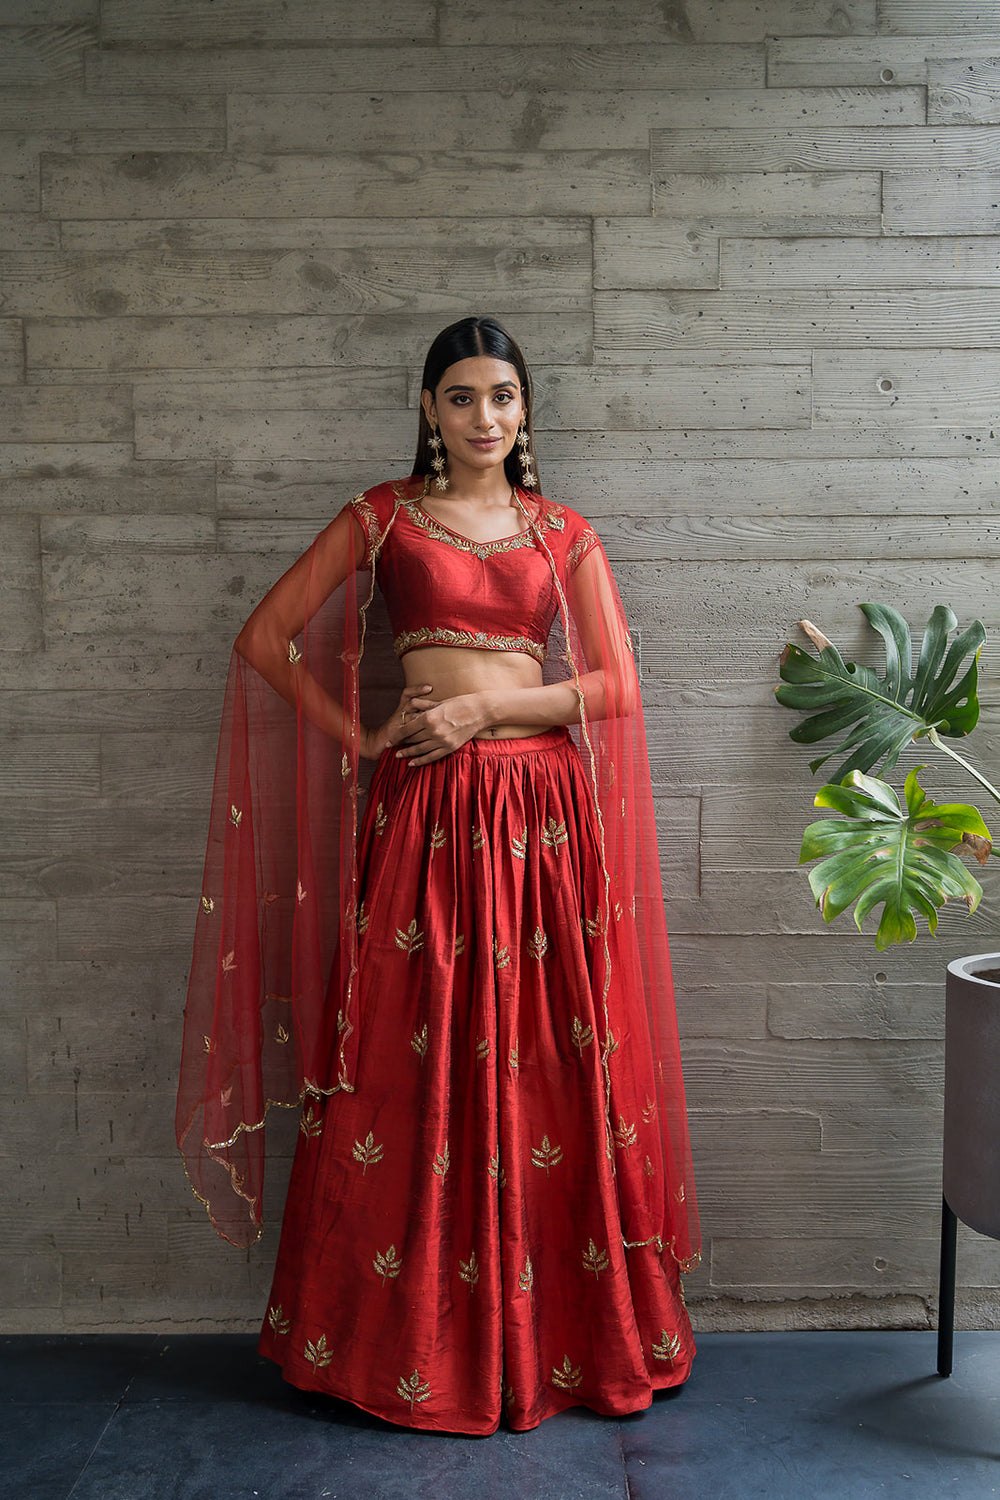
944;952;1000;1240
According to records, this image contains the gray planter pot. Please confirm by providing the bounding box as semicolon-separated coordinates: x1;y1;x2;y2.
943;952;1000;1240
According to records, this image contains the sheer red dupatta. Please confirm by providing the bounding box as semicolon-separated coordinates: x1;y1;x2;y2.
178;482;701;1272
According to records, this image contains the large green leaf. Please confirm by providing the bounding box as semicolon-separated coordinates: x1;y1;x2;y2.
776;603;984;779
801;767;992;951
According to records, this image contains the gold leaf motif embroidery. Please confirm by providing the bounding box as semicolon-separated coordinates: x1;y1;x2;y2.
606;1030;620;1057
652;1330;683;1364
642;1095;657;1124
584;911;603;939
582;1239;610;1279
552;1355;582;1391
296;879;307;904
508;1043;519;1074
262;890;279;905
267;1304;290;1337
472;826;485;851
395;918;424;957
374;802;387;836
357;900;369;935
541;817;568;850
459;1250;480;1292
221;950;236;975
571;1016;594;1055
454;932;465;956
531;1135;563;1174
644;1154;656;1179
275;1024;289;1045
352;1130;384;1172
229;805;242;827
392;626;545;662
373;1244;402;1283
429;824;446;851
493;938;510;971
488;1151;506;1188
341;753;351;780
396;1368;431;1409
219;1086;232;1108
304;1334;333;1369
202;1034;216;1054
528;926;548;961
411;1024;428;1060
614;1116;637;1154
476;1037;491;1061
433;1142;450;1178
299;1106;323;1139
287;640;302;664
676;1182;686;1204
200;895;214;915
519;1257;534;1295
511;827;528;860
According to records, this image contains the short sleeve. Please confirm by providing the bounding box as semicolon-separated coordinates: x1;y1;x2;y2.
344;492;381;569
566;517;602;573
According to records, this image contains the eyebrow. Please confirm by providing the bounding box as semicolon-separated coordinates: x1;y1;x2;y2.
442;380;518;394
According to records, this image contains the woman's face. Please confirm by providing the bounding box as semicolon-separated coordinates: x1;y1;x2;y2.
421;356;525;481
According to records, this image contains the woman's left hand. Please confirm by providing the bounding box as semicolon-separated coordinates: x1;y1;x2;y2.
393;692;490;766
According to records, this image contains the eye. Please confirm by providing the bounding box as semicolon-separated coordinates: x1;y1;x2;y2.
495;392;513;404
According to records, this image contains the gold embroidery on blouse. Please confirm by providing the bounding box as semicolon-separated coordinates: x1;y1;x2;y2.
228;805;242;827
349;495;381;566
552;1356;582;1391
267;1304;290;1336
200;895;215;915
614;1116;637;1155
582;1239;610;1279
511;827;528;859
528;926;548;961
299;1105;322;1139
395;919;424;956
405;501;547;559
476;1037;491;1061
459;1250;480;1292
352;1130;384;1172
531;1135;563;1174
488;1151;506;1188
430;824;446;851
454;932;465;956
287;641;302;664
433;1142;450;1178
393;626;546;664
652;1330;683;1364
493;938;511;971
567;527;600;572
411;1023;428;1060
541;817;568;849
374;802;387;835
397;1369;431;1410
571;1016;594;1055
519;1257;534;1295
373;1244;402;1283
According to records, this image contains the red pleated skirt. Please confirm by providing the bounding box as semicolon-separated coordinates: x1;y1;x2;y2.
258;727;694;1434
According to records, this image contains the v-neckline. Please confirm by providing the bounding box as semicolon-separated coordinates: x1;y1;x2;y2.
409;489;539;557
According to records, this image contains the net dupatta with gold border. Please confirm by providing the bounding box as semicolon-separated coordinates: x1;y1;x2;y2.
177;479;700;1272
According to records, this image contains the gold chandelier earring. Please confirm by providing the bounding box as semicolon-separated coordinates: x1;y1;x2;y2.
517;421;536;490
428;424;449;492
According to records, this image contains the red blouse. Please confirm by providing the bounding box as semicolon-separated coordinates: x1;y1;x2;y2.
346;481;601;666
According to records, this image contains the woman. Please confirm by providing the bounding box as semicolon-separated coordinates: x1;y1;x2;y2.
177;317;699;1435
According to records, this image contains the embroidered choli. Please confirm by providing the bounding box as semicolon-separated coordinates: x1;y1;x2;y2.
345;482;601;665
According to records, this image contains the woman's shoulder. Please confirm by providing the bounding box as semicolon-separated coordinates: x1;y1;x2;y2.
530;493;603;570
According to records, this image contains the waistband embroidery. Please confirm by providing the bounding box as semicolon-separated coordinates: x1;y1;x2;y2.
393;626;547;663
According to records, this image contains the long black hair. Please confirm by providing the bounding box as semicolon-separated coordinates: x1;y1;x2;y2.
413;316;539;492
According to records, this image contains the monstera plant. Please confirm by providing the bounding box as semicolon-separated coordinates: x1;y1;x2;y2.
776;603;998;951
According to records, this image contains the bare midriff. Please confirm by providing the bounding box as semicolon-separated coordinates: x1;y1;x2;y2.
402;645;547;739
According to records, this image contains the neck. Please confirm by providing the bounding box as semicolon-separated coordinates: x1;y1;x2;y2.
434;461;515;507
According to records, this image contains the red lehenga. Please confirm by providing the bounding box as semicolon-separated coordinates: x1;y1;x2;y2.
177;478;700;1435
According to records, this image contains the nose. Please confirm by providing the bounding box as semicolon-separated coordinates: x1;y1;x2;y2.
474;398;496;430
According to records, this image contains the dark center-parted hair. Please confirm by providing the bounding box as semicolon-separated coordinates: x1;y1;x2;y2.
413;316;539;493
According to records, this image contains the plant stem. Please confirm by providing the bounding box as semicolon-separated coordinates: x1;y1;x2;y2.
927;726;1000;808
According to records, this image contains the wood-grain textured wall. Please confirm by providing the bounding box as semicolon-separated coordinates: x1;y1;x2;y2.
3;0;1000;1333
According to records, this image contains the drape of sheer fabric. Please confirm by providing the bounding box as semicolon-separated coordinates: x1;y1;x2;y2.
177;480;700;1274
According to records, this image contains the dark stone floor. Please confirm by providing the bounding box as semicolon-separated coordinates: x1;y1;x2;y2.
2;1330;998;1499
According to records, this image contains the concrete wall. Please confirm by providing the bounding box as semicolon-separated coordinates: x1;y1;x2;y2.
3;1;1000;1333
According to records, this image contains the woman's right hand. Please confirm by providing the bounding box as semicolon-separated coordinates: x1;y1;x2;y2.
360;684;436;761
